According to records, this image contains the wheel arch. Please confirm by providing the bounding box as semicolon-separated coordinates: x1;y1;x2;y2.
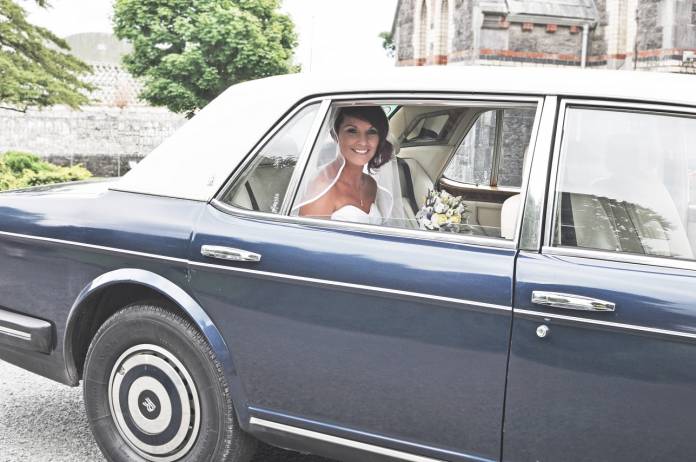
63;268;250;422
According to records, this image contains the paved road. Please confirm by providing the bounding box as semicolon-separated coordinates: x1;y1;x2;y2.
0;360;332;462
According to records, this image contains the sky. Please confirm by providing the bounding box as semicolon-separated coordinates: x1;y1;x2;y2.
20;0;398;71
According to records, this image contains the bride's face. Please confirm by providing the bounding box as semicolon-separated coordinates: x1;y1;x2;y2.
337;116;380;168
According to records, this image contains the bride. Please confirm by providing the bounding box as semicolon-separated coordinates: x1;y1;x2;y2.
295;106;400;225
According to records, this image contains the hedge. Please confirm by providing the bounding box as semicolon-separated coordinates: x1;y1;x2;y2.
0;151;92;192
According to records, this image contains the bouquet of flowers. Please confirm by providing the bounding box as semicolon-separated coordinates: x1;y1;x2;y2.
415;189;468;232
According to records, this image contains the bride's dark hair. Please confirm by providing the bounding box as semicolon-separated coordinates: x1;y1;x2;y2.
333;106;394;171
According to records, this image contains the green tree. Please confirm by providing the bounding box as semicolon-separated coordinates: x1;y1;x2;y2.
0;0;93;112
113;0;299;116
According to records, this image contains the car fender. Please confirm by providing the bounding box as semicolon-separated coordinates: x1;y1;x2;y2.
63;267;250;422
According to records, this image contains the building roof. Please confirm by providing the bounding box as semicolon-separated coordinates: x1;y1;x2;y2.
506;0;598;24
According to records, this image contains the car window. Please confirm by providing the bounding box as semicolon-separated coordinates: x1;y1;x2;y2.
401;109;461;145
443;107;536;188
552;107;696;261
222;103;320;213
289;100;539;241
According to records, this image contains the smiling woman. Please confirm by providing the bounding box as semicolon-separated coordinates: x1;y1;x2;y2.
296;106;395;223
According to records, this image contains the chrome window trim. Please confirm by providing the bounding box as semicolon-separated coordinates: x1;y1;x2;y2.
214;93;545;249
520;96;558;251
542;245;696;272
553;98;696;116
249;417;451;462
279;99;332;215
190;258;511;314
544;99;696;265
543;98;568;248
211;198;516;249
515;308;696;342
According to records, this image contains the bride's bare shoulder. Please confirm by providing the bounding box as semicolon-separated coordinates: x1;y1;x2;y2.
299;187;336;218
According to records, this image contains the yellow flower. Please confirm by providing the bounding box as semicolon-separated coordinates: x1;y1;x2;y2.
450;215;461;224
433;213;448;226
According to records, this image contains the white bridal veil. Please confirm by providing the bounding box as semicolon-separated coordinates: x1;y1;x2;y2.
291;106;408;227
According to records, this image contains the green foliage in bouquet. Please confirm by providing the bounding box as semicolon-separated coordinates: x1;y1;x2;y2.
0;151;92;191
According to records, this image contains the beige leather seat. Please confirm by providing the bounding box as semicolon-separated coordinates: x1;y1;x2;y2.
500;194;521;240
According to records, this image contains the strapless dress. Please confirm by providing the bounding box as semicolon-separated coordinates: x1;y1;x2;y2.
330;204;383;225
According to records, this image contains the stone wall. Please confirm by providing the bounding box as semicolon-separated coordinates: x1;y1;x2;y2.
397;0;416;62
637;0;663;50
0;106;185;177
452;0;474;58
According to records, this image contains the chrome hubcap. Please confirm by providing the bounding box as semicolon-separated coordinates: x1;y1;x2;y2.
108;344;200;462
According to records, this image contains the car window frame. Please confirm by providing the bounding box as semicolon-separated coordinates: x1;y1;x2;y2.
542;98;696;272
213;92;546;250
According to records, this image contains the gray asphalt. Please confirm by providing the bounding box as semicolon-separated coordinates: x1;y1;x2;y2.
0;360;332;462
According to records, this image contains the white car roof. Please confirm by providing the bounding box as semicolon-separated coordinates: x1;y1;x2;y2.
116;66;696;201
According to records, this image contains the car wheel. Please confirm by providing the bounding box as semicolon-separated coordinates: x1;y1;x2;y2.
83;304;256;462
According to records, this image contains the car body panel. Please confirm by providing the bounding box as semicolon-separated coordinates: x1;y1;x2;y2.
188;204;514;461
505;251;696;461
0;185;203;384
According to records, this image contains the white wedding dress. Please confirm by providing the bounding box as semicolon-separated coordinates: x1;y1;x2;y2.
330;204;383;225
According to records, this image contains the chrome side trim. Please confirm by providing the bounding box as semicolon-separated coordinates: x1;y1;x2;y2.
189;259;511;313
211;198;516;250
0;230;189;265
0;325;31;341
515;308;696;341
542;246;696;272
0;229;511;314
250;417;448;462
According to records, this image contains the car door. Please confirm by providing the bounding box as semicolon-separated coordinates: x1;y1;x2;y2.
505;100;696;461
188;95;544;462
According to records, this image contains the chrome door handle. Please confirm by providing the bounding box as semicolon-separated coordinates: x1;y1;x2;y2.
531;291;615;312
200;245;261;262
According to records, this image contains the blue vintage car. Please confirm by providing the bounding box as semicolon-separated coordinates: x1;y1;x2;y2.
1;66;695;462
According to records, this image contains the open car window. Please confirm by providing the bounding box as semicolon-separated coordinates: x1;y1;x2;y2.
285;99;540;241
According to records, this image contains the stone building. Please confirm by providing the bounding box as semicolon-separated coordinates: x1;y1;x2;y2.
391;0;696;72
0;33;184;176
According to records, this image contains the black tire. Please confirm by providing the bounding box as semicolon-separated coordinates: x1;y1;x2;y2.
83;304;256;462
